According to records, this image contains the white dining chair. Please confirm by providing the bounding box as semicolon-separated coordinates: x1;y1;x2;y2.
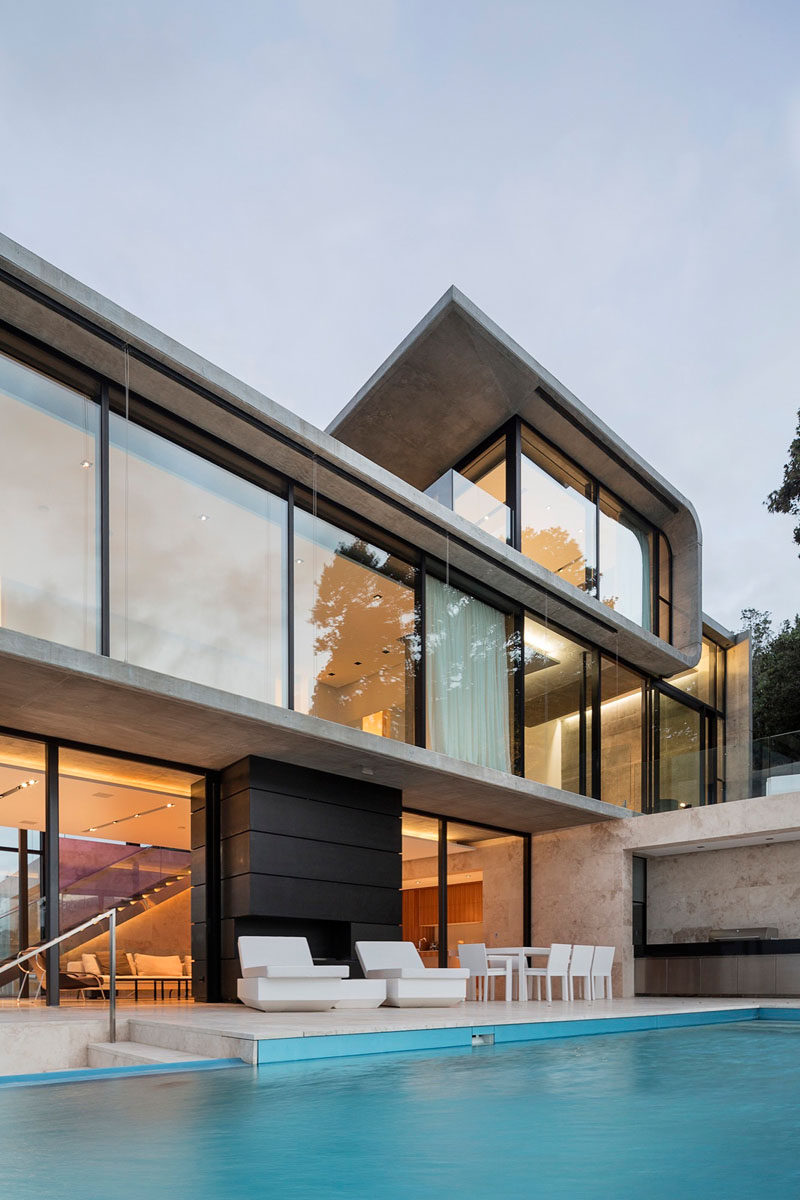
591;945;615;999
524;943;572;1002
567;944;594;1001
458;943;513;1001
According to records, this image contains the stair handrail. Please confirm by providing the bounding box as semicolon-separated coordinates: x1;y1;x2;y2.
5;906;119;1043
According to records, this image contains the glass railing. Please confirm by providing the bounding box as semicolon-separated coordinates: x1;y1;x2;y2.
425;470;511;545
751;729;800;798
593;728;800;812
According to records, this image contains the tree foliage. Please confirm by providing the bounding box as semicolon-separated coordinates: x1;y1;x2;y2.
740;608;800;740
767;408;800;553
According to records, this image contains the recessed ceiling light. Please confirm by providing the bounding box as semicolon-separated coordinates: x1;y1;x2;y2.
361;766;374;776
198;513;210;521
295;558;304;564
373;593;382;601
80;460;93;469
382;649;390;655
354;660;362;666
327;671;335;676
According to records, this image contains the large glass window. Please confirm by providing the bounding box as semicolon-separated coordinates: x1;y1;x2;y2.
401;811;525;980
57;749;198;982
110;417;287;704
598;492;652;630
520;429;596;594
0;735;45;992
426;577;514;772
656;692;703;812
294;509;417;742
600;657;644;810
523;615;589;795
0;352;99;651
668;638;724;711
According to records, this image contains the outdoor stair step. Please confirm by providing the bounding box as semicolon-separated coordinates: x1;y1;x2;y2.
87;1040;218;1068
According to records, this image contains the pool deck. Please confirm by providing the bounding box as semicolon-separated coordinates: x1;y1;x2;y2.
2;994;800;1076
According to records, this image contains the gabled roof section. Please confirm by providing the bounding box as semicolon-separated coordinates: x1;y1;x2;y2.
328;286;696;534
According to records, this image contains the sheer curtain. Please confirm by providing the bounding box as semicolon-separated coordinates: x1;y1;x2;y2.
426;577;511;772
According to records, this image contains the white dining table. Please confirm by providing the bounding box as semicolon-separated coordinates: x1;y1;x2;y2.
486;946;549;1002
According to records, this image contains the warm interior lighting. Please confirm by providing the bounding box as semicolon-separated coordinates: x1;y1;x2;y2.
81;797;184;834
0;777;40;800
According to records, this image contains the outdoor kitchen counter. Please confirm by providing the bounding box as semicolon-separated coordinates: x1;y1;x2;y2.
634;939;800;997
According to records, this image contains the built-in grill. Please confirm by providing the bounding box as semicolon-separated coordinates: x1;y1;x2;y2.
708;927;778;941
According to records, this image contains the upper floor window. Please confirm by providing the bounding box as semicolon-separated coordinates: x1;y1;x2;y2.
0;352;99;652
427;420;672;639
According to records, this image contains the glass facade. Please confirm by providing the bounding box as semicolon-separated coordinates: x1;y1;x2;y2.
0;735;45;993
0;352;99;651
0;345;712;819
523;615;587;794
294;509;417;741
57;748;195;935
600;657;645;811
401;811;526;973
521;429;596;594
426;577;514;771
598;492;653;630
655;692;703;812
110;416;287;704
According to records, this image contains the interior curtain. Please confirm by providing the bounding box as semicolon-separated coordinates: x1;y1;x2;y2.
426;577;511;772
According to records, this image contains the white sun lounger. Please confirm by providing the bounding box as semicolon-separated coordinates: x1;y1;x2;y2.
236;936;349;1012
356;941;469;1007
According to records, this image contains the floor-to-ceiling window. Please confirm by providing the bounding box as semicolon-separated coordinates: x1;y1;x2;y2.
425;577;515;772
0;353;99;651
523;615;589;795
520;428;596;594
655;692;703;812
598;492;653;630
600;657;645;811
294;509;417;741
109;417;287;704
57;749;200;987
401;810;526;976
0;735;45;995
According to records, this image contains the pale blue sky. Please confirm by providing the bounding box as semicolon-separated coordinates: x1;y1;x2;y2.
1;1;798;629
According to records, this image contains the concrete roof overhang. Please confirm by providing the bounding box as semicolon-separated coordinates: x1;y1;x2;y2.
0;628;631;836
0;235;697;675
329;287;703;665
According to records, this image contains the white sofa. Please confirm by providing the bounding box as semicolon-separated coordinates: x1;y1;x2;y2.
356;941;469;1007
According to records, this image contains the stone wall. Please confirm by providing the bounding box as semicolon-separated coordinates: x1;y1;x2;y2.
647;840;800;943
532;790;800;997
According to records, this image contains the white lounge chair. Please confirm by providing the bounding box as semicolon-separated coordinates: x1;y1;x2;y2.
568;944;594;1001
458;943;513;1001
236;936;348;1012
356;941;469;1007
524;943;572;1002
591;945;615;999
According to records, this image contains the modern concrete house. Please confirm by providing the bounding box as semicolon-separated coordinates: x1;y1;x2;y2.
0;232;796;1011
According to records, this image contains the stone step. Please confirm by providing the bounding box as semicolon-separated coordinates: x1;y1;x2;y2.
127;1018;256;1064
87;1040;218;1069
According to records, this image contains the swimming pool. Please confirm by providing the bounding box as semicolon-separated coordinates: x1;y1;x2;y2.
4;1022;800;1199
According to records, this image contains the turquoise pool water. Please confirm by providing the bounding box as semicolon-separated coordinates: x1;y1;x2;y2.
4;1022;800;1199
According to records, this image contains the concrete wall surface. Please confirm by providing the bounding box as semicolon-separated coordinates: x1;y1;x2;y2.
532;791;800;997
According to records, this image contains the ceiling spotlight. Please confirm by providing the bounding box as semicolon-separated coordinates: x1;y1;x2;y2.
89;827;97;833
354;660;362;666
373;593;382;601
198;514;210;522
80;460;93;470
295;558;304;565
327;671;335;677
678;802;689;809
166;802;174;808
382;648;390;655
